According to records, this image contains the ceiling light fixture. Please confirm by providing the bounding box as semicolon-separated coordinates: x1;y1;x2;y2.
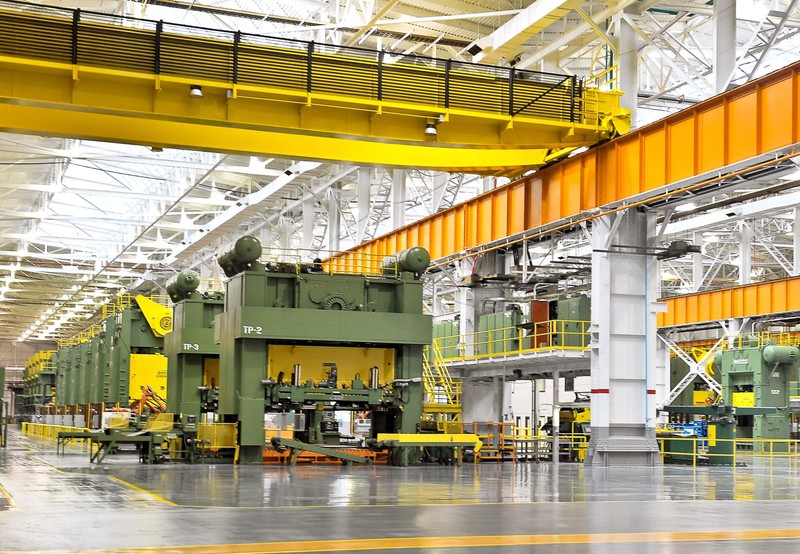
189;85;203;98
424;123;438;136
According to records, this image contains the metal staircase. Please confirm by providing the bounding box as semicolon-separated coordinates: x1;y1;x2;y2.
422;342;462;421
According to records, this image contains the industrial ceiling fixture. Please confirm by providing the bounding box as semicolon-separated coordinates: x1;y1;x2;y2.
424;123;437;136
189;85;203;98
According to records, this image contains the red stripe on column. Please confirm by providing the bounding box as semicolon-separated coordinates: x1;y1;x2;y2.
647;389;656;395
591;388;610;394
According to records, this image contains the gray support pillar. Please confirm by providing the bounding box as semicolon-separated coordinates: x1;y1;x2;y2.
391;169;406;229
431;172;448;214
327;187;341;253
432;276;444;316
714;0;737;93
259;227;273;251
302;195;315;254
585;210;662;466
618;13;639;128
278;217;292;252
552;370;560;465
541;54;560;74
739;222;752;285
692;231;704;291
462;379;503;421
482;176;495;193
357;167;371;243
793;208;800;275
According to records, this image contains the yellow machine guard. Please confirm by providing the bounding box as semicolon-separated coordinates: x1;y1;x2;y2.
377;433;483;452
134;295;173;338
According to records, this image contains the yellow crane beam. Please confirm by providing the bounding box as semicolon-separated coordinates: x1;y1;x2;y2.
0;5;626;176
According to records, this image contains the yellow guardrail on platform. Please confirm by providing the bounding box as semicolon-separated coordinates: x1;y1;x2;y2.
434;319;590;363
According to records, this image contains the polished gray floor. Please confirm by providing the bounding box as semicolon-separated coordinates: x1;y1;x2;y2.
2;427;800;553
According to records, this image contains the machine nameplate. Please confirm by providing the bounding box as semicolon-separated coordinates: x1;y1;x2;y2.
183;343;200;351
243;325;263;335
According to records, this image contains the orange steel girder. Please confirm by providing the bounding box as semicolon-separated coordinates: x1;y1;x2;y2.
334;62;800;279
659;276;800;328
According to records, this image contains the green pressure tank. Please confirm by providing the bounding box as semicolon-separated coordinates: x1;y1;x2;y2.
218;235;263;277
381;247;431;275
763;345;800;364
167;270;200;303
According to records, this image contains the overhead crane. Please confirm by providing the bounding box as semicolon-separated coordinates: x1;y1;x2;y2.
0;0;627;176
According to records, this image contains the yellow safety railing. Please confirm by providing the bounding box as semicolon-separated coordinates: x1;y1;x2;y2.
434;319;590;362
21;422;94;449
422;345;462;422
657;436;800;468
0;1;608;126
586;65;618;91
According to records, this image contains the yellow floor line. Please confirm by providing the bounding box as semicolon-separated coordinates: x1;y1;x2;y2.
27;456;65;473
108;476;178;507
13;528;800;553
0;481;18;509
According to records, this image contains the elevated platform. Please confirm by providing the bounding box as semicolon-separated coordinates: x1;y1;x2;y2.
0;0;625;175
445;348;590;380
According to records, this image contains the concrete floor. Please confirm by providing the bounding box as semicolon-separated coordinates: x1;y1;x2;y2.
3;428;800;553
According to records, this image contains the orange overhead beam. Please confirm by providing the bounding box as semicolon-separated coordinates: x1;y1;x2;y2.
337;61;800;270
658;277;800;327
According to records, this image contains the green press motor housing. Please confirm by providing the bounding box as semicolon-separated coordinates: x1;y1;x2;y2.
214;236;433;464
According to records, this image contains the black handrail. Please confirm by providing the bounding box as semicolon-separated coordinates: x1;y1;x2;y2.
0;0;589;124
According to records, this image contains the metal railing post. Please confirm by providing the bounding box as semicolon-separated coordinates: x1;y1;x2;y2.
71;8;80;65
508;68;515;116
570;75;577;123
155;20;163;75
233;30;241;84
444;59;451;109
306;41;314;93
377;50;384;101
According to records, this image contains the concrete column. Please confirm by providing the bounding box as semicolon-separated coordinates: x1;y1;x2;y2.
278;218;292;252
461;378;503;421
618;13;639;128
259;227;273;251
541;54;560;74
327;187;341;253
585;210;662;466
302;195;315;255
432;277;443;316
391;169;406;229
739;223;752;285
431;172;448;213
793;208;800;275
357;167;371;243
714;0;737;93
552;370;560;465
692;231;704;291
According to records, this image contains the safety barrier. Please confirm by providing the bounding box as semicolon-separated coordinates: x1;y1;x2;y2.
434;319;590;363
21;422;94;449
657;436;800;467
0;0;597;125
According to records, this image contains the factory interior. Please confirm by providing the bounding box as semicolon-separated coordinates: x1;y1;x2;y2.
3;0;800;551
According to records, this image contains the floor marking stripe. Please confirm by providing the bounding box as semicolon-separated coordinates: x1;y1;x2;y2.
0;481;18;509
108;476;178;507
27;456;65;473
13;528;800;553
